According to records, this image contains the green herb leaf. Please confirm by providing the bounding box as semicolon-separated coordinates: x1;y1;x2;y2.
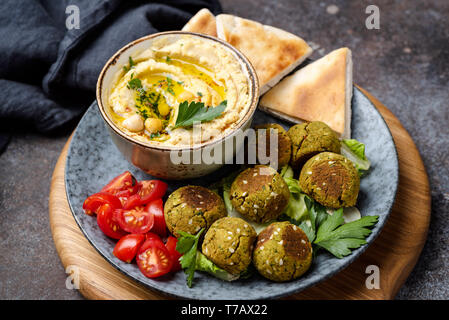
166;56;172;63
304;196;328;234
316;238;367;258
341;139;371;175
166;77;175;95
280;165;294;179
298;221;315;242
123;56;136;72
315;208;345;242
127;78;142;90
195;252;240;281
313;208;379;258
173;100;227;129
176;229;204;287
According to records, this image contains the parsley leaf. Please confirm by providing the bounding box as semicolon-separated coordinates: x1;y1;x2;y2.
299;197;379;258
313;208;379;258
304;196;328;235
315;208;345;242
173;100;227;129
298;221;315;242
127;78;142;90
166;77;175;95
316;238;368;258
123;56;136;72
176;229;204;288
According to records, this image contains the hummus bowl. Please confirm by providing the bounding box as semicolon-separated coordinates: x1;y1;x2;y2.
97;31;259;180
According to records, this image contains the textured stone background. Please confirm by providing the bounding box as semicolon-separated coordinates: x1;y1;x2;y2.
0;0;447;299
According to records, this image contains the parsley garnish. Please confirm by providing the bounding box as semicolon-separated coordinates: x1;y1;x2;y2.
197;91;203;97
127;78;142;90
300;197;379;258
123;56;136;72
176;229;204;288
173;100;226;129
127;77;161;119
166;77;175;96
166;56;172;63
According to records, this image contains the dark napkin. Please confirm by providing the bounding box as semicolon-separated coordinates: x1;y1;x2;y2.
0;0;222;153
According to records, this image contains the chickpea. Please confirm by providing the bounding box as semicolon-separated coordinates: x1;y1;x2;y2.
158;102;170;117
145;118;163;134
122;114;144;132
178;90;195;102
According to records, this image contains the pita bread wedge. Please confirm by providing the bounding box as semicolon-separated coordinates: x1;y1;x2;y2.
260;48;353;138
216;14;312;95
182;8;217;37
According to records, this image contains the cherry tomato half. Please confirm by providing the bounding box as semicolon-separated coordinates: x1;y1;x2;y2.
123;180;168;209
165;236;182;272
113;206;154;234
83;192;122;216
136;236;173;278
101;171;138;197
97;204;127;239
145;199;167;237
113;234;146;263
145;232;161;241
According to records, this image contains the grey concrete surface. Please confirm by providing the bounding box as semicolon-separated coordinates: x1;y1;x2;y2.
0;0;447;299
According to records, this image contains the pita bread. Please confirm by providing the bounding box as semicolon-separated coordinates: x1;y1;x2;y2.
216;14;312;94
182;8;217;37
259;48;353;138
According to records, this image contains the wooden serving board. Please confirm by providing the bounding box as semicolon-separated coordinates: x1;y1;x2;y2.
49;88;431;300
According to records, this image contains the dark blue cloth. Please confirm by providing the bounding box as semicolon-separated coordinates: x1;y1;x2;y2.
0;0;221;152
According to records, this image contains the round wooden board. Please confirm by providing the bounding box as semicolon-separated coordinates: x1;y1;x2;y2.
49;88;430;300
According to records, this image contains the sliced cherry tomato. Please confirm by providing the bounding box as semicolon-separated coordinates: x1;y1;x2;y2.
83;192;122;216
122;193;141;210
113;206;154;234
145;232;161;241
165;236;182;272
97;204;127;239
136;236;173;278
101;171;138;197
123;180;167;209
145;199;167;237
113;234;145;263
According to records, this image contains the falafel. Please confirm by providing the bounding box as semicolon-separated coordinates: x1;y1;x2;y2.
253;221;312;282
288;121;340;170
164;185;227;237
255;123;292;168
230;165;290;223
299;152;360;208
202;217;257;275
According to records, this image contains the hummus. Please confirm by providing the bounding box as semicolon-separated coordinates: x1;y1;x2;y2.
107;34;252;146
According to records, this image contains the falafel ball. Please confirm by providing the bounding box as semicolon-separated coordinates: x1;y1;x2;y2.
253;221;312;282
202;217;257;275
299;152;360;208
230;165;290;223
164;185;227;237
255;123;292;168
287;121;340;170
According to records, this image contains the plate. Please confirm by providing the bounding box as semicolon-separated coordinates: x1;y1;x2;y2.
65;86;398;299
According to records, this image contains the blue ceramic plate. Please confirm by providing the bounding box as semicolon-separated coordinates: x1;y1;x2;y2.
65;87;398;299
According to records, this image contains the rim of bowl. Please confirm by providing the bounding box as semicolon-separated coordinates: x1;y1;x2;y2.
96;31;260;152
